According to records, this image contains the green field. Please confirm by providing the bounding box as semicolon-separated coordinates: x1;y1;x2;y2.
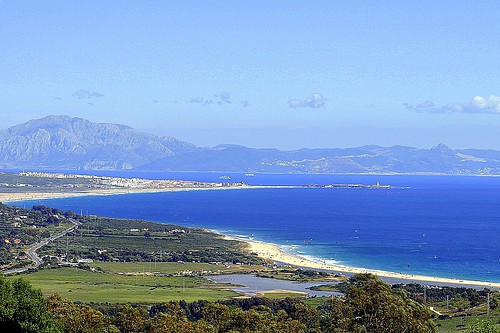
12;267;238;303
435;315;500;332
89;261;262;275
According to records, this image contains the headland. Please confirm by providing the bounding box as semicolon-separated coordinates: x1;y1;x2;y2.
0;171;289;203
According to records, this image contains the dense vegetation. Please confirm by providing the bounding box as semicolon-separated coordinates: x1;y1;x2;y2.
256;268;339;282
42;215;262;265
311;282;498;313
0;203;263;270
0;275;60;332
392;283;498;312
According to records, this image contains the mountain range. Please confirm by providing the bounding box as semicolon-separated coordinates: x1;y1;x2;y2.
1;115;499;175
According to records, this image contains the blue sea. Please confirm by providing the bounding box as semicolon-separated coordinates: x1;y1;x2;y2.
11;172;500;283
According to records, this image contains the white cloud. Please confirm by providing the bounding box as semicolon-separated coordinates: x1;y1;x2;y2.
72;89;104;99
187;91;246;106
188;96;205;103
415;100;435;112
288;99;303;109
288;93;326;109
463;95;500;113
406;95;500;114
215;91;231;103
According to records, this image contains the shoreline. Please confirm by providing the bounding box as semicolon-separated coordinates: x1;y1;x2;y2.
230;237;500;290
0;185;297;204
3;187;499;290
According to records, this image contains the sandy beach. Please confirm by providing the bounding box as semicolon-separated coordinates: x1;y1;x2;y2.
0;185;291;204
240;238;500;289
0;188;183;203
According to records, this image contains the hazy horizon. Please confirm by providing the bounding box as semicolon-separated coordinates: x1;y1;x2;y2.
2;114;496;151
1;1;500;150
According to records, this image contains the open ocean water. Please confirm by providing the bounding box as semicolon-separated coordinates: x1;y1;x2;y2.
11;172;500;283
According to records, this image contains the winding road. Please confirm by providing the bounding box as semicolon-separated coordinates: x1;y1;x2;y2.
2;218;81;275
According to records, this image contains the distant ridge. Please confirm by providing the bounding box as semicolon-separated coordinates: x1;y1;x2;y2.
0;115;195;170
1;115;500;175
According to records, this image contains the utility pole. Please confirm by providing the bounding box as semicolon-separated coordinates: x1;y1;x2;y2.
446;295;449;310
65;234;69;262
487;293;490;315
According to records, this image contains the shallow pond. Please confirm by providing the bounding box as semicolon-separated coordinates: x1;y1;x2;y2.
207;274;342;297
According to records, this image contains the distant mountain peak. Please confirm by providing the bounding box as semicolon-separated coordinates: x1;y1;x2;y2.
0;115;193;170
41;114;133;130
8;115;134;135
431;143;451;151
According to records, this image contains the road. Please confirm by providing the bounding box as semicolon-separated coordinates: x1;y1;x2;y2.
429;307;443;316
2;218;81;275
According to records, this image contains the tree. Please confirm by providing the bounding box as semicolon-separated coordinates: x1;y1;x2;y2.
201;303;231;332
147;313;199;333
318;297;352;333
0;276;61;333
320;274;435;333
0;275;17;331
288;301;320;332
467;319;499;333
115;304;149;333
47;294;117;333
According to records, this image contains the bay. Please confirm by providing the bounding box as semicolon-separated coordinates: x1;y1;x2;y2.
12;173;500;283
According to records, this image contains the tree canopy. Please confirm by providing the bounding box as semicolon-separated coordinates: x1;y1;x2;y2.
0;276;60;333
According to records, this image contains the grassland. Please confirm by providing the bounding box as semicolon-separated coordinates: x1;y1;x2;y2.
435;315;500;332
13;267;238;303
89;261;263;276
10;262;333;304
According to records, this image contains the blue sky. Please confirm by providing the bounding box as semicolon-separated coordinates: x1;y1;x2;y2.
1;1;499;149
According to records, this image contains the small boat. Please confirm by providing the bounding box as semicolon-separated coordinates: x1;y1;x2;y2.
244;173;255;177
218;175;231;180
